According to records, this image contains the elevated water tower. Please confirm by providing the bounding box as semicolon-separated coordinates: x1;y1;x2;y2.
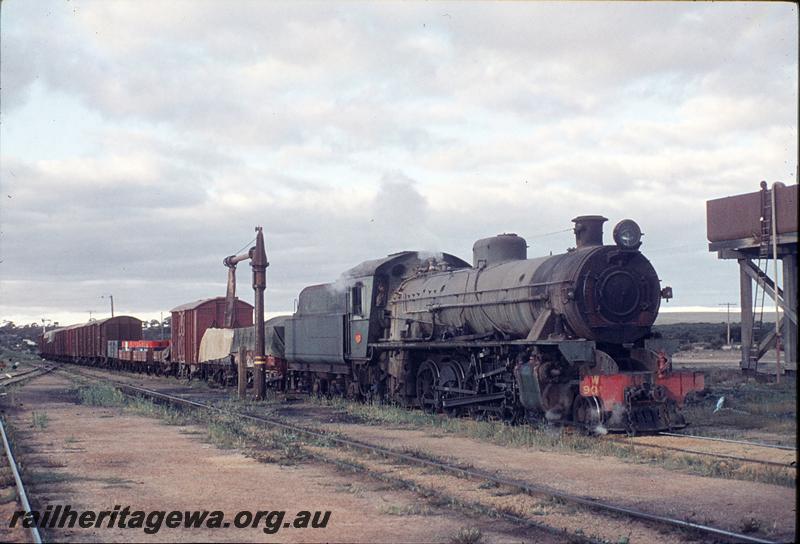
707;182;798;375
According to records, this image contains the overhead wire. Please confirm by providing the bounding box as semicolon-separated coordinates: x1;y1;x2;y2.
525;227;572;239
231;236;257;256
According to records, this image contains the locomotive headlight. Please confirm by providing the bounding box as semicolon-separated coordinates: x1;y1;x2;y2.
613;220;642;249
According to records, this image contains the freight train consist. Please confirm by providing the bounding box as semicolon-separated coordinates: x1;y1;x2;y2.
39;216;704;433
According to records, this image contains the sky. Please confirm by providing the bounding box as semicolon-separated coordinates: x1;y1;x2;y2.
0;1;797;328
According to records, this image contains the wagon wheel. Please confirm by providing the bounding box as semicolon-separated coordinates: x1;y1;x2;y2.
416;359;440;413
437;359;465;416
572;395;603;432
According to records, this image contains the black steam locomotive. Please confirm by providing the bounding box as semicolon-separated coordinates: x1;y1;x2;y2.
283;215;704;433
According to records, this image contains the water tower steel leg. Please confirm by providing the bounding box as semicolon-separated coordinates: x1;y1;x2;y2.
739;259;754;372
238;346;247;400
783;256;797;366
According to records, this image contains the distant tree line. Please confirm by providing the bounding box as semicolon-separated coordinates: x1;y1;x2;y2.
0;318;172;347
0;321;46;347
653;322;742;350
0;319;751;353
141;317;171;340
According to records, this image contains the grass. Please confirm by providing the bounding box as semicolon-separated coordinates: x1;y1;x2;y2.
109;391;601;544
310;393;796;488
65;368;795;491
379;502;434;516
0;488;17;503
333;483;368;497
207;422;247;450
30;411;49;430
97;476;136;488
26;470;83;485
316;395;633;457
75;384;312;465
76;385;126;407
739;517;762;534
450;527;483;544
24;470;135;488
126;396;192;425
658;452;795;487
682;379;797;438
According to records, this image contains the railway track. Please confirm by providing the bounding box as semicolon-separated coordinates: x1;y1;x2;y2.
0;364;59;544
63;367;779;544
1;365;57;388
67;363;796;471
604;436;796;469
658;432;796;452
1;417;43;544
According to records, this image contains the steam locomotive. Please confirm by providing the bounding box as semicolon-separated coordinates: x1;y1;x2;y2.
282;215;704;432
39;215;704;433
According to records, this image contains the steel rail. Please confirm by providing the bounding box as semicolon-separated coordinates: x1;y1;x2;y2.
606;437;794;468
61;370;595;544
70;370;777;544
1;417;43;544
658;432;796;452
1;366;56;388
0;367;44;382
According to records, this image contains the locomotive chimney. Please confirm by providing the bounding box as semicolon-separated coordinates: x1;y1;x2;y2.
572;215;607;248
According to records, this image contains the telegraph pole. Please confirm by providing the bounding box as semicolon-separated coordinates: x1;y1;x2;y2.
102;295;115;317
718;302;734;347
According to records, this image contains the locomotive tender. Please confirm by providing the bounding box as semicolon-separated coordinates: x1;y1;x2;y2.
284;215;703;432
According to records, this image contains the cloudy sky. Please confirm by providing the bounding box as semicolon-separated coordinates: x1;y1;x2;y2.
1;1;797;327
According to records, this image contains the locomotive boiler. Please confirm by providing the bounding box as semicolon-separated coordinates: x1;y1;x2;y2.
389;216;663;345
284;215;704;433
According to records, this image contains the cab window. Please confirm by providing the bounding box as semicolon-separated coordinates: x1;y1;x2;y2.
351;283;363;316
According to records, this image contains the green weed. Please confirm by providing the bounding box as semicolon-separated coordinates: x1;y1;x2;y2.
379;502;433;516
76;385;125;407
30;411;49;430
450;527;483;544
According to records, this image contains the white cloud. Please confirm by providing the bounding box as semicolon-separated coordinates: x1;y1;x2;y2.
0;1;796;326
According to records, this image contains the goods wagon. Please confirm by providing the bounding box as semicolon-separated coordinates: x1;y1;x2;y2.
197;316;288;382
170;296;253;368
39;316;142;363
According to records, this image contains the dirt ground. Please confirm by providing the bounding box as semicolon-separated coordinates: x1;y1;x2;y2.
0;373;548;543
618;434;796;465
672;348;794;373
0;443;31;543
314;422;796;542
49;363;798;542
